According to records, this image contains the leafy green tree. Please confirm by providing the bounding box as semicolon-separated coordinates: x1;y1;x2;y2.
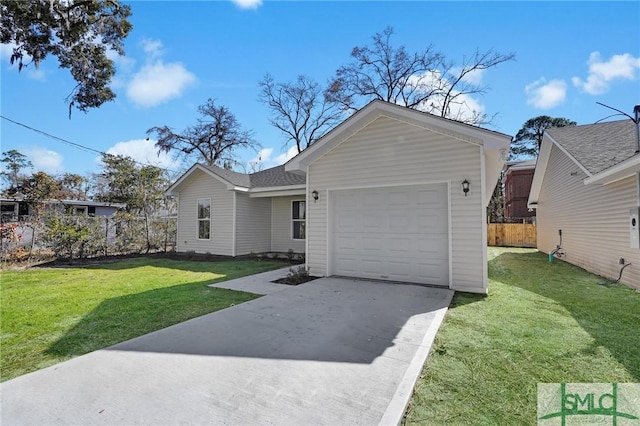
93;154;169;252
510;116;577;159
325;26;515;125
58;173;88;200
258;74;342;154
21;171;61;201
42;214;90;259
0;150;32;193
0;0;132;115
487;177;505;223
147;99;260;169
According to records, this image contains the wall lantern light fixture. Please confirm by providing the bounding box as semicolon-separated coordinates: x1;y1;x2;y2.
311;190;319;202
461;179;470;197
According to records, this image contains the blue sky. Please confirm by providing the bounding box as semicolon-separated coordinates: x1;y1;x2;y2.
1;1;639;181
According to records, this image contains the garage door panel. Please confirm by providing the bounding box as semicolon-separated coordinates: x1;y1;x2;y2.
331;184;449;286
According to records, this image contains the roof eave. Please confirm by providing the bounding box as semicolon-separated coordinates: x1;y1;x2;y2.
584;154;640;185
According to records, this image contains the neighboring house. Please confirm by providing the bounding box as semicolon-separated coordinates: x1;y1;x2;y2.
528;119;640;288
0;198;126;222
503;159;536;218
167;100;512;293
0;198;126;247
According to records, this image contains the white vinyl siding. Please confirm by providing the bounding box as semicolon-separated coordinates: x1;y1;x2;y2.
308;115;485;292
537;144;639;288
235;193;271;255
175;169;234;255
271;196;306;253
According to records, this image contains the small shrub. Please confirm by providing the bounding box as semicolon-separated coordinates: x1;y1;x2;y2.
285;266;310;284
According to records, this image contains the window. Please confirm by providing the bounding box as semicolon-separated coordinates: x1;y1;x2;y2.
74;207;87;216
197;199;211;240
88;206;96;216
292;200;305;240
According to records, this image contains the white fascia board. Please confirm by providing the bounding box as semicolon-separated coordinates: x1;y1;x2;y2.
249;187;306;198
584;155;640;185
527;134;553;208
528;133;594;208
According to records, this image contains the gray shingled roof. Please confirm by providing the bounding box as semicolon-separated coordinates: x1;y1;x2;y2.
201;164;251;187
201;164;305;188
249;165;306;188
546;120;638;175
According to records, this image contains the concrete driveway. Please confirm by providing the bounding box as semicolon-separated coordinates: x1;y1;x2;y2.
1;273;453;426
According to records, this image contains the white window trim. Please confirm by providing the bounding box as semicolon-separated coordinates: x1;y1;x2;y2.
291;199;306;240
197;198;211;241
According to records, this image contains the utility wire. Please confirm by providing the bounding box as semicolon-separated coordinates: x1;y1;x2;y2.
1;115;180;174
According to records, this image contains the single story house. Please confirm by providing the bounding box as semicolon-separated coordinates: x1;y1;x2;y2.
167;100;512;293
528;118;640;288
0;198;126;222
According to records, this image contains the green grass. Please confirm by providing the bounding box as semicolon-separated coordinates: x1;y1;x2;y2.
1;257;285;382
404;247;640;426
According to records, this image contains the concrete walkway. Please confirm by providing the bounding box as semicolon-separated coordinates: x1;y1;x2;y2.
1;272;453;426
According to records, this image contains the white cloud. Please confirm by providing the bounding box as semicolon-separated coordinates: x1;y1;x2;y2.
525;78;567;109
139;38;164;60
247;147;274;171
231;0;262;9
104;139;181;170
124;38;196;108
273;146;299;165
22;147;63;174
450;66;485;85
126;62;196;108
405;70;488;122
572;52;640;95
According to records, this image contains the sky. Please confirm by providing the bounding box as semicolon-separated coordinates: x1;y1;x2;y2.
1;1;639;182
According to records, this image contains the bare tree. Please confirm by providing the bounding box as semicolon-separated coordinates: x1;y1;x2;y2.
147;99;259;168
259;74;343;154
326;26;515;125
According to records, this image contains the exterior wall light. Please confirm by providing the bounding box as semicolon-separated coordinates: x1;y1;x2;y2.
311;190;319;202
461;179;470;196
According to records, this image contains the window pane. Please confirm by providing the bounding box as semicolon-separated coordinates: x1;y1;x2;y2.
292;201;305;220
199;220;210;239
293;220;306;239
198;199;210;219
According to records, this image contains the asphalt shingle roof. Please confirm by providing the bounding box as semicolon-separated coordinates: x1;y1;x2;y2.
249;165;306;188
201;164;305;189
201;164;251;187
546;120;638;175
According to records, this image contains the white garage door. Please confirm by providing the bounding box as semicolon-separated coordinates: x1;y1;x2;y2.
331;184;449;286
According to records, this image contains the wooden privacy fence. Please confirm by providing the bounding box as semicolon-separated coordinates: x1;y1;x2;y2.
487;223;537;248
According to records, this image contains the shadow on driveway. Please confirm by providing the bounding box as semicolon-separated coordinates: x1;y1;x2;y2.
54;277;452;364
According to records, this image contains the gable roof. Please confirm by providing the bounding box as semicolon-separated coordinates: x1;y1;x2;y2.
545;120;637;174
528;119;640;207
166;163;306;195
285;99;512;206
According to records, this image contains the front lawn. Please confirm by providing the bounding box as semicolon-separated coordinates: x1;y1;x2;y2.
404;247;640;425
1;257;284;382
